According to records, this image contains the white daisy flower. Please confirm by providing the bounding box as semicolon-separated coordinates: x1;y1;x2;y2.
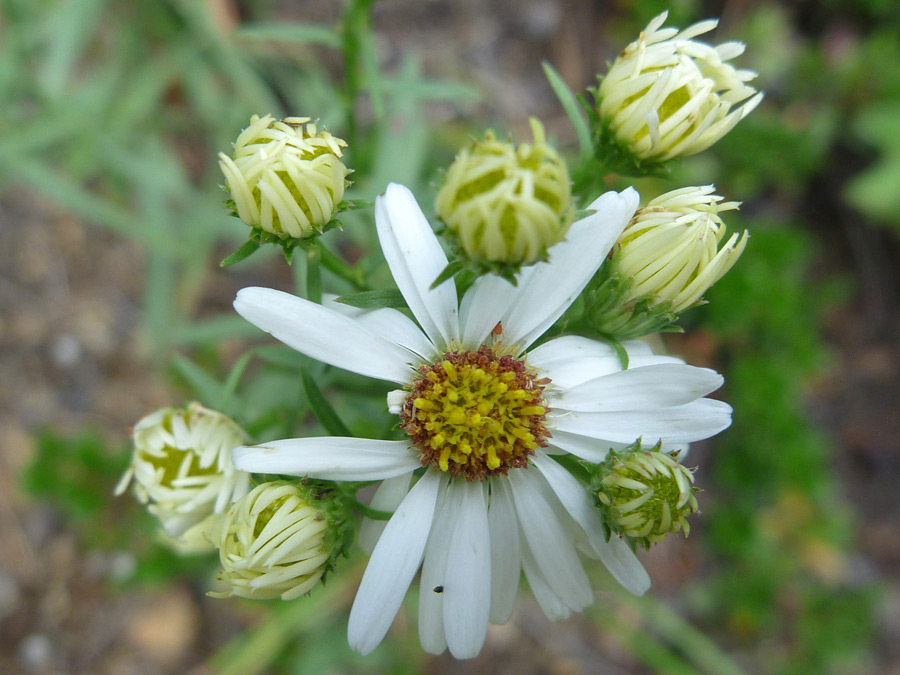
231;183;732;659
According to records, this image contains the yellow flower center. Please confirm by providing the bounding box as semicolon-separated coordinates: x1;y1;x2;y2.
140;446;217;487
400;346;550;480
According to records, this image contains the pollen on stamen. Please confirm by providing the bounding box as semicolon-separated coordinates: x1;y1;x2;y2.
399;345;550;481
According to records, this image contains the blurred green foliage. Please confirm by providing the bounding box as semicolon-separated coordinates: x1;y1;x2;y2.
21;429;217;585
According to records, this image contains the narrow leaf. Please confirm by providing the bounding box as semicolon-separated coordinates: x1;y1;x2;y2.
333;289;407;309
604;337;630;370
172;355;224;405
220;237;261;267
218;352;254;413
429;260;465;290
542;61;592;159
235;22;342;49
299;368;353;437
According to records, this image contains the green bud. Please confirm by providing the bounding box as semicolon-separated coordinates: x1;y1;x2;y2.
591;442;699;549
435;117;573;267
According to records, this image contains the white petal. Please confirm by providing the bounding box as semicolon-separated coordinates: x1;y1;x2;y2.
520;535;571;621
531;451;649;595
418;478;453;655
590;534;651;596
324;295;437;360
232;438;419;481
547;430;629;463
527;335;625;388
553;364;724;412
443;481;491;659
550;399;734;445
458;267;535;348
358;473;413;555
531;451;605;542
497;189;639;351
508;469;592;611
234;287;417;383
487;477;521;625
376;184;459;349
348;470;441;655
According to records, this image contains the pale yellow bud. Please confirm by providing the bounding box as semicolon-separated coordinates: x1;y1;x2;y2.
616;185;747;312
210;481;333;600
115;403;251;545
219;114;349;239
598;12;763;161
435;117;573;265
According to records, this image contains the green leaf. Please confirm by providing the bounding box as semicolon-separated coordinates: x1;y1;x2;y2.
171;354;224;405
218;352;253;414
220;237;261;267
305;244;323;303
235;22;342;49
429;260;465;290
542;61;592;159
382;76;480;103
604;337;630;370
333;289;407;309
336;198;374;211
170;316;264;346
299;368;353;437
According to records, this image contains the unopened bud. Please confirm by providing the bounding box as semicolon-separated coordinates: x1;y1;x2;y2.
592;442;699;549
436;117;573;266
617;185;746;313
210;481;350;600
597;12;762;163
219;114;349;239
115;403;251;544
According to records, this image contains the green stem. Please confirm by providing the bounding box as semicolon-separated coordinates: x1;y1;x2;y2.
339;0;376;149
318;242;367;290
350;497;395;521
306;243;322;304
208;574;355;675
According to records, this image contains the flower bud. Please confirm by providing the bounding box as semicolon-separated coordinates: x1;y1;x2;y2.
616;185;746;313
219;114;349;239
115;403;251;543
210;481;349;600
435;117;574;266
592;442;699;549
597;11;763;163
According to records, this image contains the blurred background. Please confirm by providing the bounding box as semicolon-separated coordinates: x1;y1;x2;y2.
1;0;899;673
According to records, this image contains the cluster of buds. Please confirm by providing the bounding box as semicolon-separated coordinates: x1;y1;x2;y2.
435;117;573;272
219;114;350;240
595;11;762;169
590;442;699;549
118;405;352;599
115;403;251;548
582;185;746;339
210;481;352;600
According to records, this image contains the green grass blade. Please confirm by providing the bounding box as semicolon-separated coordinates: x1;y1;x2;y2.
235;22;342;49
542;61;592;159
